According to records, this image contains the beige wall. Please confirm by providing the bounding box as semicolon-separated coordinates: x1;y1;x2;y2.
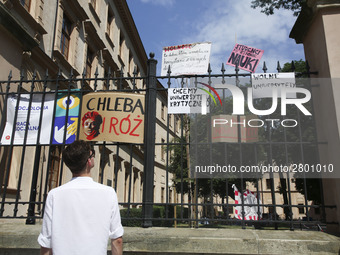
0;28;22;81
0;0;173;220
292;3;340;232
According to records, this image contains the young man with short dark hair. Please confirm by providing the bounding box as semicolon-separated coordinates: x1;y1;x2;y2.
38;140;123;255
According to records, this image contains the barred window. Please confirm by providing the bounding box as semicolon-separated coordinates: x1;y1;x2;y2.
60;15;72;59
86;47;94;79
107;9;114;37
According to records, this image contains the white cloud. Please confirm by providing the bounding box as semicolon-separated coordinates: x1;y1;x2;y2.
180;0;304;73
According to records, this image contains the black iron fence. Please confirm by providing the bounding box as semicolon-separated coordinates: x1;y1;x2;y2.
0;54;337;231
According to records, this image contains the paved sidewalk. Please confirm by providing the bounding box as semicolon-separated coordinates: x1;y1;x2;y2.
0;220;339;254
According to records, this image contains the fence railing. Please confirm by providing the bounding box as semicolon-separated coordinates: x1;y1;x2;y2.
0;54;337;231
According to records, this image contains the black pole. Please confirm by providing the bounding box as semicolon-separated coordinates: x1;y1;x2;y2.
26;145;42;224
142;53;157;228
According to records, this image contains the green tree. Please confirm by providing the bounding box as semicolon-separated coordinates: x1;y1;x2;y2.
168;96;260;220
251;0;306;16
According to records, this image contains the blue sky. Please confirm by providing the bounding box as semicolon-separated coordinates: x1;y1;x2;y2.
126;0;305;75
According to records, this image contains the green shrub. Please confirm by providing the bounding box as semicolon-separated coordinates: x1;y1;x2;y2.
175;205;189;220
120;208;142;227
120;205;176;227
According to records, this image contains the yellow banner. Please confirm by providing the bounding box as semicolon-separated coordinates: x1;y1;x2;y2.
79;92;145;143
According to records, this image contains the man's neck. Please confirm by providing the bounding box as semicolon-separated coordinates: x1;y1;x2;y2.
72;169;92;178
72;173;91;178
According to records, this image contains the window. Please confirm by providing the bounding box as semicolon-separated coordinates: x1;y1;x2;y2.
169;114;172;127
161;139;165;161
161;103;165;120
60;15;72;59
298;204;305;214
129;53;134;76
119;33;125;59
161;187;165;203
107;9;114;38
169;189;172;203
175;116;179;133
266;179;271;190
20;0;31;11
86;47;94;79
103;69;108;90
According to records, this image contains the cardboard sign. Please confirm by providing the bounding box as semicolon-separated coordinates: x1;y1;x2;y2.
251;72;296;99
161;42;211;76
0;94;55;145
227;44;264;73
79;92;145;143
211;115;258;143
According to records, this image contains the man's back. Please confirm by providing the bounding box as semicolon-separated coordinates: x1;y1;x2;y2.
38;177;123;255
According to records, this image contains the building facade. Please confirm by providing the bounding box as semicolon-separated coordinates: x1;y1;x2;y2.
290;0;340;232
0;0;326;228
0;0;181;218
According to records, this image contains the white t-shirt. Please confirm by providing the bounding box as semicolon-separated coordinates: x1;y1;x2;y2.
38;177;124;255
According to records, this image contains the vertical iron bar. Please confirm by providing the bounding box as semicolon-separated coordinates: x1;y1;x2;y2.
114;145;120;191
100;143;106;184
268;124;278;229
26;71;41;224
0;71;14;217
142;53;157;228
127;144;133;215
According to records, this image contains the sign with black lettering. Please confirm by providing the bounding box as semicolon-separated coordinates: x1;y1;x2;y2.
0;94;55;145
251;72;296;99
79;92;145;143
227;44;264;73
161;42;211;76
168;88;208;114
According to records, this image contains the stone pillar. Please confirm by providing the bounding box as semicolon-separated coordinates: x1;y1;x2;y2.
290;0;340;233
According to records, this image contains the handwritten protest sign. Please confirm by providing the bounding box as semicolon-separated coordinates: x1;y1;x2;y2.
227;44;264;73
79;92;145;143
0;94;55;145
161;42;211;76
168;88;209;114
251;72;296;99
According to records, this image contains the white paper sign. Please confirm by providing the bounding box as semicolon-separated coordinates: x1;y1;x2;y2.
168;88;207;114
161;42;211;76
1;94;55;145
251;72;296;99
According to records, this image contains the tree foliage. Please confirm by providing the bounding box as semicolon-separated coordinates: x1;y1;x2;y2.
168;63;322;220
251;0;306;16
